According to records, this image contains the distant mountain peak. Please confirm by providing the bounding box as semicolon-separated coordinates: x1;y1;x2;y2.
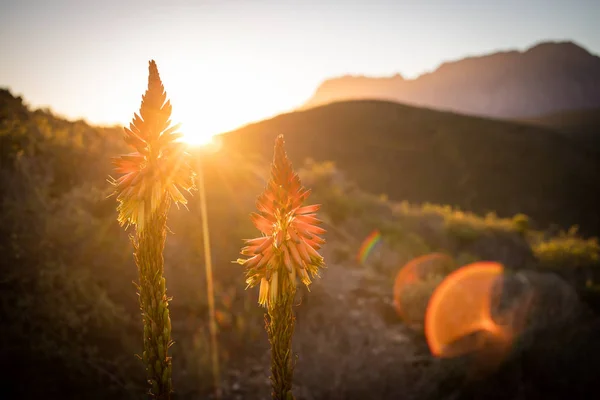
526;40;592;57
302;40;600;118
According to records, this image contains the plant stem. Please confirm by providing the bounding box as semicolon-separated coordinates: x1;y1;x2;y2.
266;272;297;400
197;158;221;398
134;198;173;399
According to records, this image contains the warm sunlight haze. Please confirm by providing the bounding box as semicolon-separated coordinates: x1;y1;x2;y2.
3;1;599;130
3;1;600;399
143;59;292;146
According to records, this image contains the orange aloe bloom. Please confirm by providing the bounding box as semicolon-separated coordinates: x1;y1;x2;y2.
110;60;195;231
236;135;326;307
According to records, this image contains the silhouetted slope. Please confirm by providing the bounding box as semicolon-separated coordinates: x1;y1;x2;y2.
517;107;600;152
221;100;600;237
302;41;600;119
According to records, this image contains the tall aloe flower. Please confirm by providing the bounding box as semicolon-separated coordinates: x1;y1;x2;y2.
110;60;195;399
235;135;326;400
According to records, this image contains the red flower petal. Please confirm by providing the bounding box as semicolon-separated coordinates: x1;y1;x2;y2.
254;236;274;254
294;221;326;235
250;213;274;235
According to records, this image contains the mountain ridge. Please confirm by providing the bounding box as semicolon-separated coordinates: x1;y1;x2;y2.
301;40;600;119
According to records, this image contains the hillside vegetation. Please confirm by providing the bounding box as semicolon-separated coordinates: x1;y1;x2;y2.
221;99;600;237
2;88;600;399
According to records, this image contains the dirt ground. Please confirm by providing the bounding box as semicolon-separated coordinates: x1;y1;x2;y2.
196;241;600;400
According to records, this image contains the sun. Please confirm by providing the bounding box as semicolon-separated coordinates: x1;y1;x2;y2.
159;59;284;148
178;120;217;146
158;59;285;148
171;103;225;147
169;106;224;154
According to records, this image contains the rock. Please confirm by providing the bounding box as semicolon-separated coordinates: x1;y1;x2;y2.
499;270;590;337
461;229;537;270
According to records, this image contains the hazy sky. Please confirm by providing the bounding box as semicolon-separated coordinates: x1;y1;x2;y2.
1;0;598;140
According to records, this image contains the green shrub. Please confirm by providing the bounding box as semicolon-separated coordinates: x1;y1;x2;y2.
322;187;357;224
445;213;481;243
403;233;432;259
534;226;600;270
512;213;530;235
455;252;481;267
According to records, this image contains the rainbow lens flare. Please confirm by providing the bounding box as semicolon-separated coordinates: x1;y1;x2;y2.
357;230;382;264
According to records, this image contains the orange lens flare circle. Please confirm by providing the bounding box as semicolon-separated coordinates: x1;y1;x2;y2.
425;261;505;358
393;253;455;325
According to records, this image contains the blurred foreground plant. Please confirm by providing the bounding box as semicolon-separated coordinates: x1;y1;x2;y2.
110;60;196;399
235;135;326;400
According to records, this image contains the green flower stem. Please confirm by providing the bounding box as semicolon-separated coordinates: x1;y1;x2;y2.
134;198;173;399
266;270;297;400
